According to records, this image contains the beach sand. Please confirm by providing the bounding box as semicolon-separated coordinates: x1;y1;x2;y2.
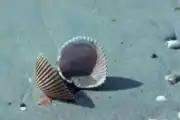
1;0;180;119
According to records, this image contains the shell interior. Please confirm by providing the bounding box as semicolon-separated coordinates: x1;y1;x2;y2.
57;36;107;88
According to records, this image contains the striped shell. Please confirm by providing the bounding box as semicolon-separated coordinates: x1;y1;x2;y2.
35;55;75;100
57;36;107;88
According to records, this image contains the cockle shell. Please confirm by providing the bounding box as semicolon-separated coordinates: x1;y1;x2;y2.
57;36;107;88
35;55;75;100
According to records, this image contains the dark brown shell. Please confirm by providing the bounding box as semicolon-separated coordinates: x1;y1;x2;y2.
35;55;75;100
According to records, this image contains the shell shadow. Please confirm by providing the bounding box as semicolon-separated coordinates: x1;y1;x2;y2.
58;90;95;109
57;82;94;108
88;76;143;91
74;91;95;108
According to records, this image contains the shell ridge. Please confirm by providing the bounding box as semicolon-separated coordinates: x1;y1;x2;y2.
35;55;75;101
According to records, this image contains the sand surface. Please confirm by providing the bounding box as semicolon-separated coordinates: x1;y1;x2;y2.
1;0;180;119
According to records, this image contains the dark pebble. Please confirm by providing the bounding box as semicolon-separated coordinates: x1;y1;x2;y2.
95;96;99;99
164;33;177;41
120;42;124;44
8;102;12;105
151;54;158;58
111;19;116;22
20;103;26;108
140;90;143;92
108;96;112;99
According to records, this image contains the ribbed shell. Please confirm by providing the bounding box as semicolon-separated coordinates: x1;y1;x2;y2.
35;55;75;100
57;36;107;88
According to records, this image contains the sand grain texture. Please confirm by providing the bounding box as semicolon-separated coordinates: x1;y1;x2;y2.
1;0;180;120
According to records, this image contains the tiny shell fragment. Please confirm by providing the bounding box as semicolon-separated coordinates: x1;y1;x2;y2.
165;40;180;49
165;73;180;85
156;95;167;102
20;106;27;111
20;103;27;111
177;112;180;119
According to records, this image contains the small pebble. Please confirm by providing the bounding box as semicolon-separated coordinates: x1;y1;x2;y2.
156;95;167;102
151;54;158;58
28;78;32;83
165;73;180;85
111;19;116;22
164;33;177;41
108;96;112;99
174;5;180;10
165;40;180;49
177;112;180;119
8;102;12;105
20;103;27;111
120;42;124;44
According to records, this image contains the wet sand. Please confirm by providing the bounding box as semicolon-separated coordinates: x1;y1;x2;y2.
1;0;180;119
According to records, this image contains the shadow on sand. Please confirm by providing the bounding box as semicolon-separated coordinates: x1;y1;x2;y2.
60;76;143;108
74;91;95;108
88;76;143;91
59;91;95;109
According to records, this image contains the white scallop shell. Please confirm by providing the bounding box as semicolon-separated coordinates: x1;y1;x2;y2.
165;40;180;49
57;36;107;88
